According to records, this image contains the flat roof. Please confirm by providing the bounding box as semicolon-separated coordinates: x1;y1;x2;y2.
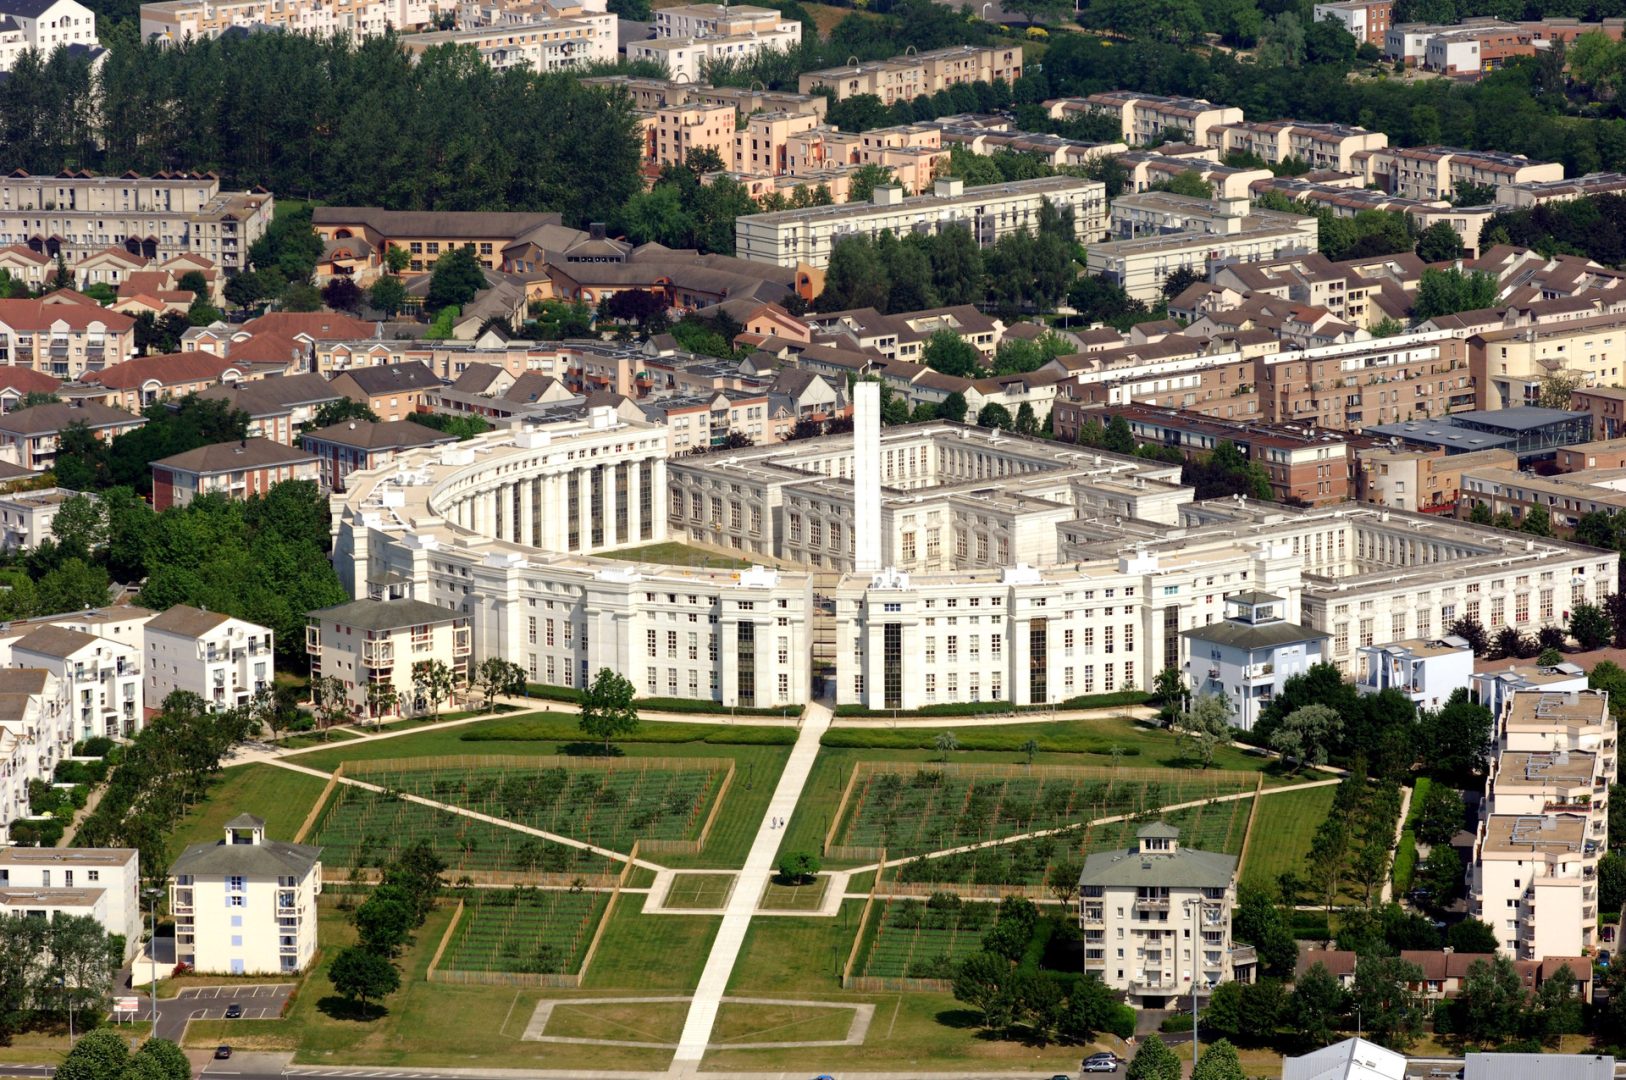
1504;689;1611;730
0;887;105;906
1481;812;1588;854
0;847;136;867
1496;750;1598;789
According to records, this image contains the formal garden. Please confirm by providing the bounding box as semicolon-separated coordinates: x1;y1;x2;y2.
435;887;610;979
850;894;999;983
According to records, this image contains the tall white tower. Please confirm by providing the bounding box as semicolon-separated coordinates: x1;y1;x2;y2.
853;381;881;573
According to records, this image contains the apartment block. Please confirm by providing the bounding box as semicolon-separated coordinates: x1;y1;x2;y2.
1049;91;1242;147
0;296;135;379
1475;314;1626;412
1182;591;1329;731
1078;822;1240;1007
0;848;141;957
306;598;471;720
1355;445;1517;513
398;14;616;72
0;402;145;472
1311;0;1392;43
1355;635;1473;710
0;0;96;72
1256;330;1477;430
150;438;321;511
1363;146;1563;202
798;45;1022;105
141;0;435;39
311;207;579;276
1498;172;1626;209
630;4;800;83
145;604;274;712
1471;689;1614;961
11;623;141;742
1206;119;1387;172
0;173;271;271
0;669;64;834
735;175;1105;270
582;75;827;120
0;487;84;551
645;102;737;171
170;815;321;974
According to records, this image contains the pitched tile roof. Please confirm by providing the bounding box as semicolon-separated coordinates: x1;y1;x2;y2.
82;352;233;390
151;437;317;475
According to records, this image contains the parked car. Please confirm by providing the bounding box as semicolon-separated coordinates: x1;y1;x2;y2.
214;1047;232;1060
1083;1053;1119;1073
224;1003;243;1019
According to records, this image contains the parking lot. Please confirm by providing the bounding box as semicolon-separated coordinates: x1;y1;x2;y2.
152;984;295;1041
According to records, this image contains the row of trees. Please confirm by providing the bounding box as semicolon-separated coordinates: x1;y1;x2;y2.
328;842;446;1017
53;1031;192;1080
0;915;124;1044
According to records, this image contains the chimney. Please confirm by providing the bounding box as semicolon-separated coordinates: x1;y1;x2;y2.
590;223;607;241
934;177;964;199
871;184;904;207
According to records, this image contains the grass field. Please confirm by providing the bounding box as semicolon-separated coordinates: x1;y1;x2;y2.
599;541;750;568
583;894;720;992
441;889;608;975
759;876;829;911
665;873;735;909
838;764;1255;856
294;719;792;870
726;901;865;995
711;1001;854;1045
349;757;728;852
309;785;617;878
543;999;689;1044
1241;785;1337;891
170;763;330;850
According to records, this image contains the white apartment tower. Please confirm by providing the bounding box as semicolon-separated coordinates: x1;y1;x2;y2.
169;814;321;974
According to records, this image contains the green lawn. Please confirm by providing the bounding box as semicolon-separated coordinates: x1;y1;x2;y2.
711;1001;854;1044
169;763;331;850
295;719;791;869
543;999;688;1044
759;876;829;911
1241;785;1337;891
598;541;750;569
665;873;735;909
726;901;863;995
583;894;720;992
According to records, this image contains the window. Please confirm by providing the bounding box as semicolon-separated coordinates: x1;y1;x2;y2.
647;629;657;658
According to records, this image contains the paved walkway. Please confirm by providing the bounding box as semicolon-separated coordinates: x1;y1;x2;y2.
670;703;832;1066
1380;781;1414;905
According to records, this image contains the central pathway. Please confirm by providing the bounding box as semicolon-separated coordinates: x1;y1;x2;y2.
670;701;832;1069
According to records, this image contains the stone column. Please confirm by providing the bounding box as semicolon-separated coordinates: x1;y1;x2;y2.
602;464;617;550
518;480;534;547
577;468;594;552
628;460;642;548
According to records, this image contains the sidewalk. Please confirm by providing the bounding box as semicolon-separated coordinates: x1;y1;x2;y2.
670;702;832;1066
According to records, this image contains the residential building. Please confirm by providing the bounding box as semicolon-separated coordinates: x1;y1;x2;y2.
74;351;242;413
1363;146;1563;202
1310;0;1393;44
798;45;1021;105
645;102;737;171
0;173;271;271
630;3;799;83
1077;822;1240;1008
0;487;87;551
1180;591;1329;731
311;208;585;277
397;14;616;73
1205;119;1387;171
11;623;141;741
0;848;141;957
1048;91;1242;146
140;0;435;39
0;297;136;379
1498;172;1626;209
300;419;458;492
150;438;321;511
735;176;1106;269
1471;689;1615;961
1473;661;1590;717
0;402;144;472
306;598;471;720
0;0;96;72
0;668;62;832
1356;446;1518;514
329;361;440;421
1568;386;1626;441
1283;1037;1406;1080
144;604;273;712
1457;466;1626;533
1556;436;1626;473
193;374;346;445
169;815;321;974
1355;635;1473;709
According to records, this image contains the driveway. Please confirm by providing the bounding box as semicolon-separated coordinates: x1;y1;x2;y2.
150;984;295;1042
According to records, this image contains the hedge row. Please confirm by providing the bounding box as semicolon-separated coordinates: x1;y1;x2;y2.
462;712;797;746
821;727;1144;756
833;691;1151;718
522;683;804;717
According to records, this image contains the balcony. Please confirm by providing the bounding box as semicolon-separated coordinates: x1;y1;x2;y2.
362;640;394;666
1134;897;1171;912
1082;906;1104;925
306;627;321;654
1243;663;1274;682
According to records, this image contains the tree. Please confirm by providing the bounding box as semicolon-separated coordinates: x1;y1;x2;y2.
328;946;400;1018
1103;415;1136;454
1448;616;1489;657
981;895;1039;962
1453;955;1524;1045
1350;953;1425;1049
310;398;379;429
1415;843;1466;909
1046;855;1083;904
473;657;525;711
934;730;960;759
380;840;445;924
1161;265;1202;300
1153;666;1189;726
847;164;895;203
1520;503;1553;537
54;1029;128;1080
922;330;982;378
1420;690;1493;782
579;667;638;753
952;951;1013;1032
1191;1039;1245;1080
353;890;415;957
1415;220;1463;262
1178;692;1233;768
365;681;399;722
1414;782;1466;845
367;274;406;317
1600;851;1626;916
1291;962;1347;1049
411;660;454;720
939;391;968;423
1125;1034;1181;1080
1413;268;1499;320
976;403;1012;430
601;289;669;336
1003;0;1070;23
316;276;363;315
223;270;267;311
1152;169;1214;199
1202;980;1242;1040
426;246;485;313
778;850;820;884
1537;370;1584;411
0;914;46;1044
1269;703;1342;771
126;1039;191;1080
1232;883;1297;976
1570;601;1612;651
1531;964;1584;1042
1059;975;1118;1044
1445;917;1500;954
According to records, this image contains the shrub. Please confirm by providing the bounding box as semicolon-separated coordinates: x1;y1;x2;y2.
1392;828;1418;895
462;713;795;746
1160;1012;1195;1032
74;736;114;757
1107;1003;1136;1039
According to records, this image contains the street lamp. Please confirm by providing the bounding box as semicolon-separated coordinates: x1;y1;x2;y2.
144;886;163;1027
1184;897;1200;1068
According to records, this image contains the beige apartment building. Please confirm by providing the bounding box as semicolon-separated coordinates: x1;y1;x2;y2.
736;175;1104;269
645;102;737;171
397;14;615;72
1204;119;1388;172
798;45;1022;104
307;597;472;721
1471;689;1615;962
1473;313;1626;412
1355;445;1516;513
585;75;828;121
630;4;800;83
736;110;822;175
140;0;435;39
1049;92;1242;147
1256;330;1477;429
0;297;136;379
311;207;577;275
1362;146;1563;201
0;173;272;271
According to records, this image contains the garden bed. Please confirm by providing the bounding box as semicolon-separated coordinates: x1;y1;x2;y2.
848;895;995;989
433;888;608;981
